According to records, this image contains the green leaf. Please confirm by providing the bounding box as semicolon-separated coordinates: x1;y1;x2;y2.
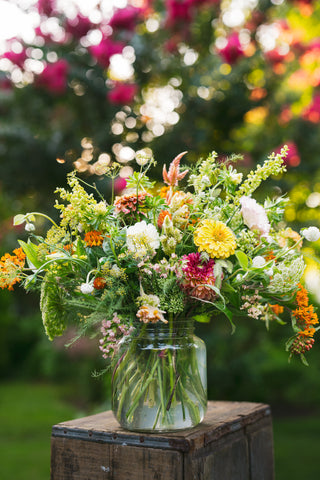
13;214;26;226
192;314;211;323
214;301;236;334
235;250;249;270
76;238;87;257
300;353;309;367
18;240;42;269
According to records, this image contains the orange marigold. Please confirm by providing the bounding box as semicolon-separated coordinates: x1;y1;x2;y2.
93;277;107;290
84;230;104;247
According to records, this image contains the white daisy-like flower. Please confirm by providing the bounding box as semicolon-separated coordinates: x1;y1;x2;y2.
240;196;270;236
126;220;160;258
302;226;320;242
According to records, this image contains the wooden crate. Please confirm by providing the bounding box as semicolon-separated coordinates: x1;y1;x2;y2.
51;401;274;480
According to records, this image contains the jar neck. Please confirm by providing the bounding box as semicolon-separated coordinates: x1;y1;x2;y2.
136;317;194;340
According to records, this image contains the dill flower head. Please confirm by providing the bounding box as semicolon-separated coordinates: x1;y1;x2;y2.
194;220;237;259
180;252;217;301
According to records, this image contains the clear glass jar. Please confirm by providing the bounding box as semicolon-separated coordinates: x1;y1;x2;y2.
112;319;207;432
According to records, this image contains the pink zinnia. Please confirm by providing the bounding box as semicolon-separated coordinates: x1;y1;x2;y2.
180;252;216;301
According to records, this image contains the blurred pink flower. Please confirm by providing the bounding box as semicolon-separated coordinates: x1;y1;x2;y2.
65;14;93;39
109;6;142;31
108;83;138;105
89;37;124;68
37;0;56;16
36;59;69;94
302;94;320;123
275;142;300;167
218;33;244;64
166;0;194;26
3;50;27;68
114;177;127;194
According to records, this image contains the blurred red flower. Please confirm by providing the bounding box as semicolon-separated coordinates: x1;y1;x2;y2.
35;59;69;94
37;0;56;16
89;37;124;68
302;94;320;123
275;142;300;167
3;50;27;68
65;14;93;39
109;6;143;31
218;33;244;64
108;83;138;105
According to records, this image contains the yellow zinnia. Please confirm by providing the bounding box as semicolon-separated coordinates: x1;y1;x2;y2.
194;220;237;259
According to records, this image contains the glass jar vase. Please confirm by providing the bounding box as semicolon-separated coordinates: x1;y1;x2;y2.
112;318;207;432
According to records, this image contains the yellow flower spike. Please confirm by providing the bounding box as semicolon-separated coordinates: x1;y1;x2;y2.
194;220;237;259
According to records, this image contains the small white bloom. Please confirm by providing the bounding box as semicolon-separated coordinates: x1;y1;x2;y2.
126;220;160;258
46;252;68;260
252;256;266;268
80;282;94;294
240;196;270;236
302;226;320;242
236;274;243;282
25;223;35;232
78;223;84;233
230;171;243;184
265;268;274;276
202;175;211;186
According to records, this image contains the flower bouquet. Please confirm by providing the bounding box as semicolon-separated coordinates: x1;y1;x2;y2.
1;146;319;431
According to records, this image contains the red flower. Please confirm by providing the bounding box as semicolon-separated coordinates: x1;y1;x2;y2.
36;59;69;94
89;37;124;68
3;50;27;68
108;83;138;105
65;14;93;39
109;6;142;31
218;33;244;65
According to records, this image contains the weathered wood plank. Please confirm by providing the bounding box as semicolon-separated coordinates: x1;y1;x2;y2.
51;401;274;480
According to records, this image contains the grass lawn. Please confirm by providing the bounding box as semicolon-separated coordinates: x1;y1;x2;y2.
0;381;78;480
1;381;320;479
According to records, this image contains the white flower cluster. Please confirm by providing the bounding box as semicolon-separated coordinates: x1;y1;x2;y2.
268;257;305;294
126;220;160;258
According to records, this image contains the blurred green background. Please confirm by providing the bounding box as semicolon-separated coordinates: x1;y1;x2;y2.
1;0;320;478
